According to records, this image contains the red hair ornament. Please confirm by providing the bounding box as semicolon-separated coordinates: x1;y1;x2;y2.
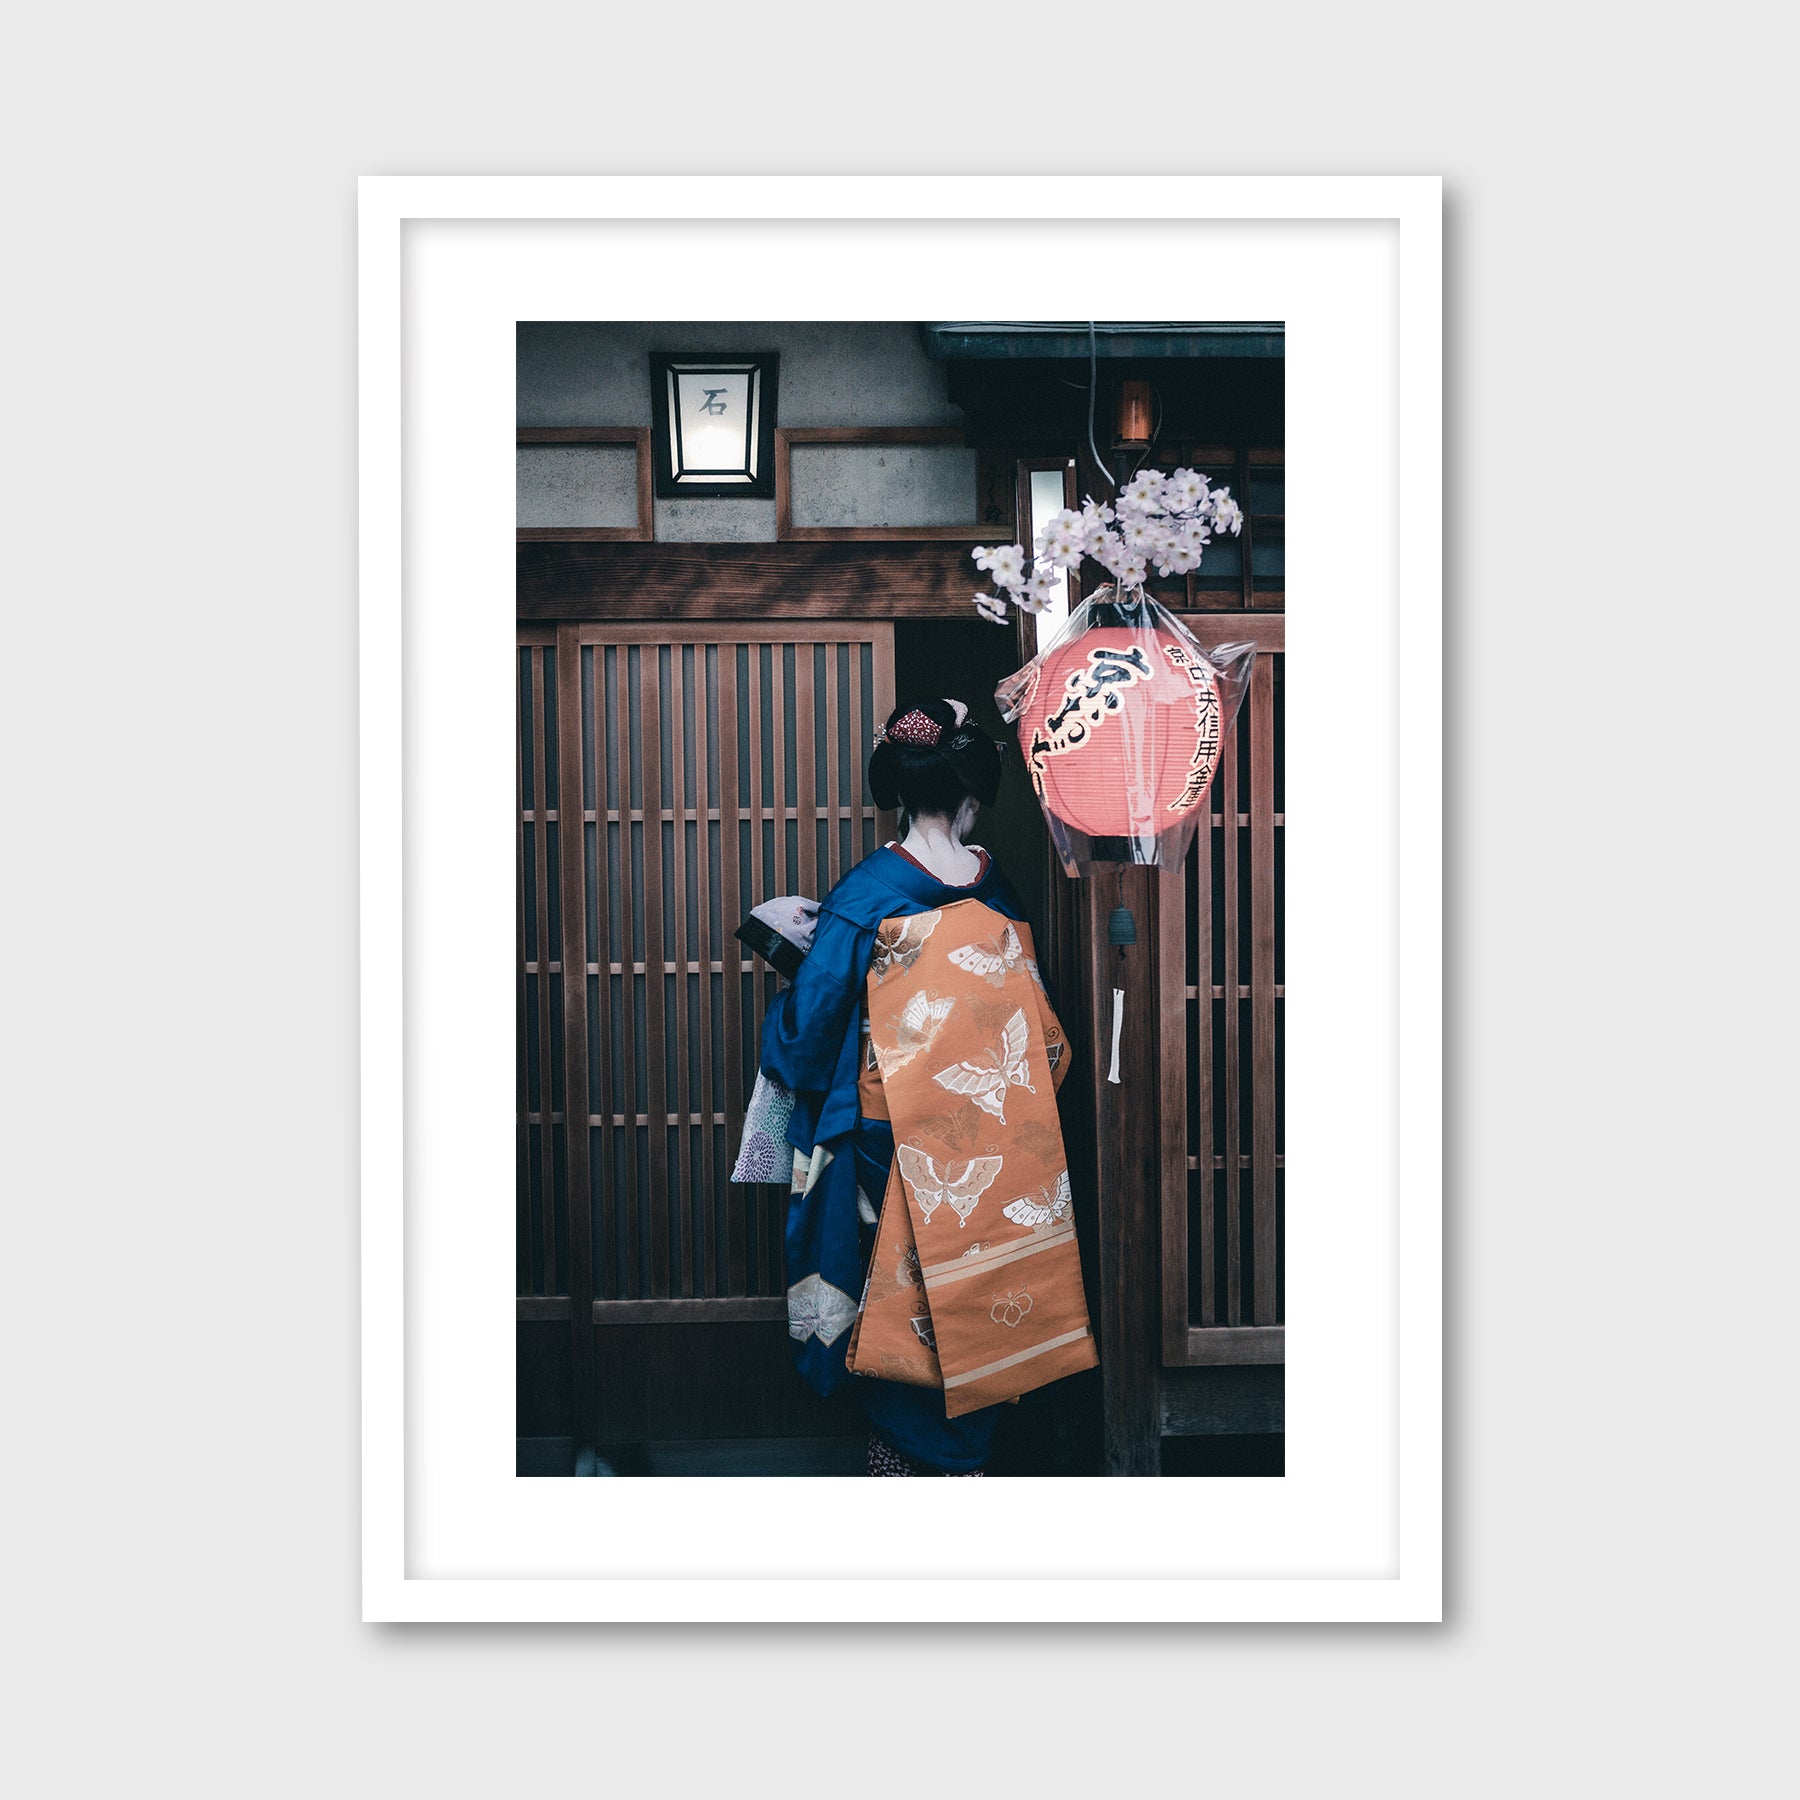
997;588;1255;874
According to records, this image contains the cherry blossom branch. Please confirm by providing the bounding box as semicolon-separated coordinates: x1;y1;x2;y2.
971;466;1244;622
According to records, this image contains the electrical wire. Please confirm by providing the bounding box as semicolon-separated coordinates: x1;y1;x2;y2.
1086;320;1116;493
1085;321;1166;492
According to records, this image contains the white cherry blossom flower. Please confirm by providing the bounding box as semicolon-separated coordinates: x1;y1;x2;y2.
1091;534;1129;575
1080;518;1120;560
1208;494;1244;535
1088;528;1127;571
1024;561;1063;609
1119;514;1162;553
1164;467;1209;511
973;590;1011;624
1035;508;1084;569
977;542;1028;590
1120;469;1169;512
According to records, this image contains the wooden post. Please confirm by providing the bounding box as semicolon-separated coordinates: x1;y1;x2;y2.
1085;866;1162;1476
555;628;597;1458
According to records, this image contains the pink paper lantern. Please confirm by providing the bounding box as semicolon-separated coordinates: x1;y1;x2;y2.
1017;625;1225;839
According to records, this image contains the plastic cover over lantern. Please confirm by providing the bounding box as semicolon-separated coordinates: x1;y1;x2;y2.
996;585;1256;874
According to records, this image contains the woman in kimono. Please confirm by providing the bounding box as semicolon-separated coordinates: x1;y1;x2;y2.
760;696;1042;1475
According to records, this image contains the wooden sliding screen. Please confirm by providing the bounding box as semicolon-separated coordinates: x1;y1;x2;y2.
517;622;897;1346
1157;614;1285;1366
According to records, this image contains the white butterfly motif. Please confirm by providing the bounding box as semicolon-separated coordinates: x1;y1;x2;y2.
947;921;1033;989
1002;1167;1073;1230
931;1007;1035;1122
896;1144;1004;1229
877;990;954;1072
871;909;942;983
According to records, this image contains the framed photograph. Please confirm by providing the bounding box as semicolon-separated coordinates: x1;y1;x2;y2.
360;175;1442;1622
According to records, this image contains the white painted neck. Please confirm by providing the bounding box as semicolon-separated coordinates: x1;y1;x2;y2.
900;805;982;886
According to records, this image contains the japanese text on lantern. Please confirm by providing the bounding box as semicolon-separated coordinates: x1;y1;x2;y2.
1162;643;1222;814
1027;644;1154;789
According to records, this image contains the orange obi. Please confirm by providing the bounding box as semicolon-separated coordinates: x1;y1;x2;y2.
845;899;1097;1414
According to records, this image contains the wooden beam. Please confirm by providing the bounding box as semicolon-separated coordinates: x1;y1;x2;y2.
518;539;990;620
592;1297;786;1325
521;541;1290;636
1182;614;1285;652
1160;1364;1284;1436
1180;1325;1285;1366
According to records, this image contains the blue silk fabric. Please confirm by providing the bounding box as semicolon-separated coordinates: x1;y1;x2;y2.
759;846;1035;1472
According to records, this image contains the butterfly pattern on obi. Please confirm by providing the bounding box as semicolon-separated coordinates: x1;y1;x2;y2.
932;1007;1035;1123
1002;1167;1073;1229
896;1144;1004;1229
875;990;954;1073
947;920;1041;991
871;908;942;984
909;1314;938;1351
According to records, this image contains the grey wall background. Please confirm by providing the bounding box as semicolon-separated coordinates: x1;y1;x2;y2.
517;321;975;539
4;4;1792;1799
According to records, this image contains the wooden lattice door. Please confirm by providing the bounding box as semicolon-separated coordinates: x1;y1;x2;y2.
1157;615;1285;1365
517;621;896;1422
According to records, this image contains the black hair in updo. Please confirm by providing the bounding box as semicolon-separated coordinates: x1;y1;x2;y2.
868;696;1003;819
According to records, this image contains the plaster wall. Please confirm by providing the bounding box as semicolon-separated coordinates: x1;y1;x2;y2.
516;322;972;542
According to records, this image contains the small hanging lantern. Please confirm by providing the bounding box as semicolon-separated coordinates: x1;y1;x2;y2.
1114;379;1153;447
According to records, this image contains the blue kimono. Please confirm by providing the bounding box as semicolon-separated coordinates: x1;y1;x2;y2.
760;846;1036;1472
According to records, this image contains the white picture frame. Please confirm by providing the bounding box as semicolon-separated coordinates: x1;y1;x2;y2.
359;174;1442;1623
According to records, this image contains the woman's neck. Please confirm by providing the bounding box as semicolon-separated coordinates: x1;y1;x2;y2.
899;816;982;886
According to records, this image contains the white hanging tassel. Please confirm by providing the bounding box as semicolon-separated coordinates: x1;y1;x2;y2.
1107;986;1125;1085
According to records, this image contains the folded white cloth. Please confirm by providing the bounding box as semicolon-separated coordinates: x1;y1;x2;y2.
734;895;819;979
731;894;818;1181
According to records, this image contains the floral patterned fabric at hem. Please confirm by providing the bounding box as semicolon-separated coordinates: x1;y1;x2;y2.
867;1434;986;1476
731;1070;796;1184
